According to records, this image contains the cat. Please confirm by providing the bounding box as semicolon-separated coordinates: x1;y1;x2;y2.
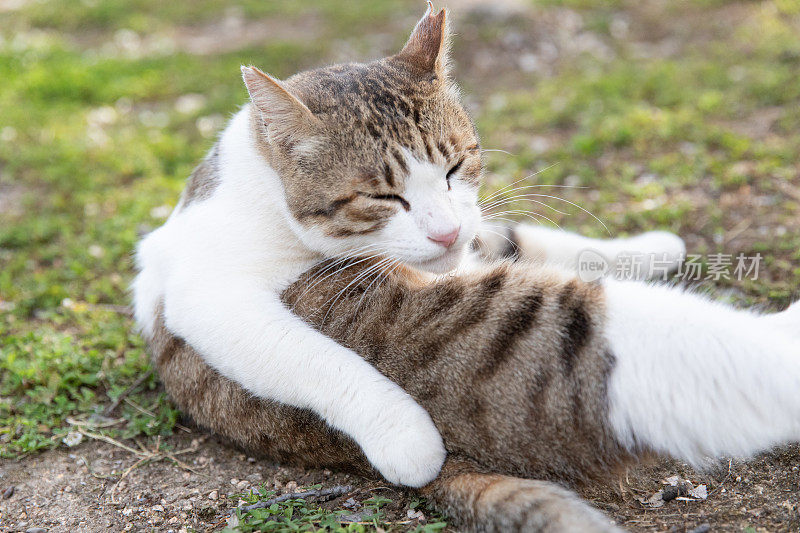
132;4;686;490
134;5;800;530
149;251;800;532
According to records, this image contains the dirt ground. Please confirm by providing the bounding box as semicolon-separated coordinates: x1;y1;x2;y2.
2;427;798;532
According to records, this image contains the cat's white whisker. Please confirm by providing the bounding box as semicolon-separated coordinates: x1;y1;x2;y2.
293;251;386;305
484;214;560;232
514;193;610;235
320;257;396;325
291;245;387;303
480;195;569;215
353;258;401;315
478;164;560;204
480;148;514;156
478;228;518;252
478;183;587;208
483;210;562;229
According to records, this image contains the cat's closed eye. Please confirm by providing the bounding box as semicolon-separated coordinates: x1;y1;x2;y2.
445;159;464;191
357;191;411;211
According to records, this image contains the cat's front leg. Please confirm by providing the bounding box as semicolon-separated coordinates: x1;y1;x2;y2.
478;222;685;279
156;275;446;487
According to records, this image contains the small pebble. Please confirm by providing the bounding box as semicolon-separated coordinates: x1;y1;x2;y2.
343;498;358;509
26;528;47;533
662;484;689;502
208;490;218;501
2;486;14;499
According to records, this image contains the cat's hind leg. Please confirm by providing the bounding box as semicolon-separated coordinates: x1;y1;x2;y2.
421;458;621;533
761;300;800;338
604;280;800;465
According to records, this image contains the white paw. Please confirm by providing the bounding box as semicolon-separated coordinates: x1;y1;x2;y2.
475;223;513;258
359;397;446;488
626;231;686;262
618;231;686;279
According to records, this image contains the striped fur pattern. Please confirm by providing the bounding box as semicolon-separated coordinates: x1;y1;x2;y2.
180;144;220;208
422;459;617;532
149;258;631;531
243;7;481;250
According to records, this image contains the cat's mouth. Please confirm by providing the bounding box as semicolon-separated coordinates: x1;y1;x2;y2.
409;245;464;274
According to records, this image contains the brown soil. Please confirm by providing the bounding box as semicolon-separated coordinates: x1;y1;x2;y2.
0;431;411;532
2;429;798;532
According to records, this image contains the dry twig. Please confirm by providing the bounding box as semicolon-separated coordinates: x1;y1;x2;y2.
236;485;353;513
77;430;201;504
103;369;154;416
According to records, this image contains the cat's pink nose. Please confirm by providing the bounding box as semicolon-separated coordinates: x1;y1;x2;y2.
428;227;460;248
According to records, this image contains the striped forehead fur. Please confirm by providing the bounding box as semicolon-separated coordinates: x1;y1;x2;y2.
244;15;481;240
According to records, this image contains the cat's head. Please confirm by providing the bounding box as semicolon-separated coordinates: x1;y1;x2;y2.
242;4;481;274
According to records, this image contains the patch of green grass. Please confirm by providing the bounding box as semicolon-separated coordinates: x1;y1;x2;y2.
476;1;800;302
0;0;411;460
2;0;415;35
0;306;180;456
224;485;447;533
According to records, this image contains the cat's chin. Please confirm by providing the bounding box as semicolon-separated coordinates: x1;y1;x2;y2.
408;248;464;274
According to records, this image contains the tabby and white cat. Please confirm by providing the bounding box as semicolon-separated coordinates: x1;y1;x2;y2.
134;5;800;529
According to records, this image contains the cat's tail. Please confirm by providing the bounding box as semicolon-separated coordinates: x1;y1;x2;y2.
421;458;621;533
603;280;800;466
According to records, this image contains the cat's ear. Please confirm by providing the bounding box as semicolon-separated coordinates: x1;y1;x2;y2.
397;2;450;76
241;66;318;142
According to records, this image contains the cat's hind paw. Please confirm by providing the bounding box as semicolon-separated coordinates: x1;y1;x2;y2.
624;230;686;260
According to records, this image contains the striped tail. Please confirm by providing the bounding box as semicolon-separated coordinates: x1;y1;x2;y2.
421;458;621;533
